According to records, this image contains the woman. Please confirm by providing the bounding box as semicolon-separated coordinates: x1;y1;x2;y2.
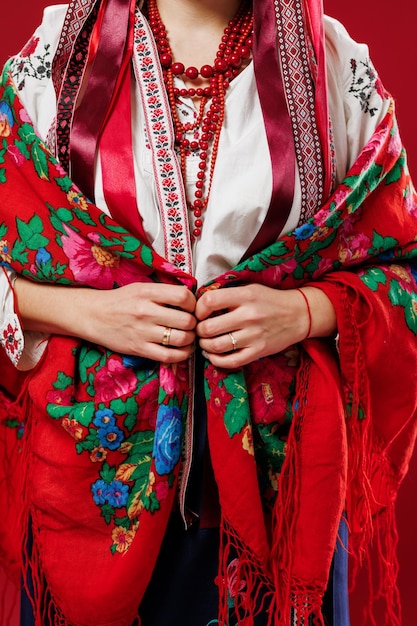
0;0;416;625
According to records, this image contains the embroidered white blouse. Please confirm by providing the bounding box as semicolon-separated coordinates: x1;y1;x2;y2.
0;4;389;368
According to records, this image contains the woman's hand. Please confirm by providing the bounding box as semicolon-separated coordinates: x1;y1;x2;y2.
14;278;197;363
195;284;336;368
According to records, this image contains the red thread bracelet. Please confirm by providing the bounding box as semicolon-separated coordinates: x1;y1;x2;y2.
295;288;312;340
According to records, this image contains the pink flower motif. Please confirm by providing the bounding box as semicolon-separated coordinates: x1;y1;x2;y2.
153;109;163;117
61;226;148;288
46;388;73;406
312;257;334;279
162;163;173;173
172;223;183;233
167;193;178;203
170;238;181;249
94;357;138;403
405;188;417;217
155;480;169;501
148;83;158;92
157;149;168;158
226;559;247;599
158;135;168;144
174;253;185;264
167;208;178;217
142;71;152;79
142;57;154;66
147;95;158;105
136;43;146;53
152;122;163;131
7;145;25;167
159;363;187;396
338;221;371;264
162;178;173;187
19;107;32;123
387;128;402;159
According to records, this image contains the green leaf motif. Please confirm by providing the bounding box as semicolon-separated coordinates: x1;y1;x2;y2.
46;403;71;419
223;372;249;438
140;244;153;266
69;402;95;427
56;207;74;223
11;239;28;264
55;176;73;193
31;141;49;180
53;371;73;390
100;503;116;525
360;267;387;291
0;169;6;184
100;462;117;484
16;215;49;250
78;346;102;384
0;222;7;239
18;123;37;144
372;231;398;253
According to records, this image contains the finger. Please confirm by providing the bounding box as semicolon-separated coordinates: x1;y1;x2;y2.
156;326;196;349
196;308;242;339
196;288;243;321
202;347;255;369
153;284;196;313
199;331;242;355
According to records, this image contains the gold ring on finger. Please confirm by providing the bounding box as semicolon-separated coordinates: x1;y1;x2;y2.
162;327;172;347
229;332;237;351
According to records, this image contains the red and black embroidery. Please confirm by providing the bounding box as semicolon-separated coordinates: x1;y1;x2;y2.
349;57;383;117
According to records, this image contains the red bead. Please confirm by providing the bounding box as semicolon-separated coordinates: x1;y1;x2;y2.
195;219;203;227
214;58;228;73
190;141;199;151
199;141;208;150
246;37;253;48
188;88;196;97
200;64;213;78
196;88;204;97
185;66;199;80
209;123;216;132
198;161;206;170
229;53;242;68
195;190;203;198
204;87;212;97
160;53;172;67
199;151;207;160
193;228;202;237
180;88;188;97
197;171;205;180
175;132;183;143
172;62;185;75
194;200;203;208
239;45;251;59
194;209;202;217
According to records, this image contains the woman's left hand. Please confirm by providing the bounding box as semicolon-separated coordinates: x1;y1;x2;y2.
195;284;336;368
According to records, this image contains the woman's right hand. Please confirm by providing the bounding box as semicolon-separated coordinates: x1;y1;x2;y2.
14;278;197;363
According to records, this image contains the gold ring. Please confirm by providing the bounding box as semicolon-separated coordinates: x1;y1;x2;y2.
229;332;237;351
162;327;172;347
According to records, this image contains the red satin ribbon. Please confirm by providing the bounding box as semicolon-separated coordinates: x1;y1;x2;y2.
70;0;136;201
243;0;296;259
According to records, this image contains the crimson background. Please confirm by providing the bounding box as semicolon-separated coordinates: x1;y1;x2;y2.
0;2;416;625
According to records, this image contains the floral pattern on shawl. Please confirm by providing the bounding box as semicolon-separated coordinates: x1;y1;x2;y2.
0;61;416;626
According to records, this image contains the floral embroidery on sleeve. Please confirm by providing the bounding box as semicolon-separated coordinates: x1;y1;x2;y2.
1;314;23;366
10;36;51;91
348;58;384;117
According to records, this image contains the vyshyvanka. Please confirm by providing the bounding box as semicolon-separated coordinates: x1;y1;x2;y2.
0;0;416;625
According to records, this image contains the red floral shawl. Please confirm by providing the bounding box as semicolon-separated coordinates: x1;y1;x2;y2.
1;6;417;626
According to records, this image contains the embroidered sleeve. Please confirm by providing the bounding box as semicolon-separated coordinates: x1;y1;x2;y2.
0;267;48;370
6;5;67;141
324;16;392;178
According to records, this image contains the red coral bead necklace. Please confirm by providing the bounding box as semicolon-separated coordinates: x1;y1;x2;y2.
146;0;253;240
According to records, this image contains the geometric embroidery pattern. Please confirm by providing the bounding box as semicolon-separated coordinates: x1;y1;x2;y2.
273;0;327;221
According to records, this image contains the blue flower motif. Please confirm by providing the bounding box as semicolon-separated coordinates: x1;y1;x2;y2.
122;355;156;370
91;479;109;505
35;247;51;265
0;102;14;129
106;480;129;508
93;408;116;428
378;249;395;262
154;405;183;475
410;260;417;284
97;424;124;450
294;223;316;240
